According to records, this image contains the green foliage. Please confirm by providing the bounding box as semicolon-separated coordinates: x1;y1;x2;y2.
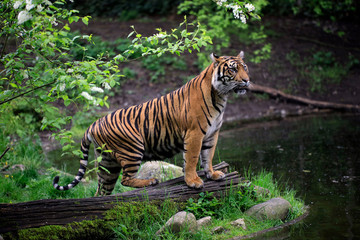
112;201;180;239
120;17;212;61
186;192;222;218
66;0;183;19
263;0;358;21
141;54;187;82
0;1;213;157
0;0;119;138
178;0;270;68
250;43;271;64
286;50;359;92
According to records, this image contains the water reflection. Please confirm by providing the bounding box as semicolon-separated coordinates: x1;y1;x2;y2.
217;114;360;239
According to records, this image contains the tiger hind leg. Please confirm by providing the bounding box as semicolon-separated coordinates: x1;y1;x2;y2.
95;151;122;196
118;153;159;188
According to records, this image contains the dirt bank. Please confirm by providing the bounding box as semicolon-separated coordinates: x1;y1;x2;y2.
69;15;359;124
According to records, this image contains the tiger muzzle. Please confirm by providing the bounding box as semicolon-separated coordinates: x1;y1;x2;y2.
233;80;250;95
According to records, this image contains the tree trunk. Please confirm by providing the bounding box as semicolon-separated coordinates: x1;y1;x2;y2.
0;162;242;233
247;83;360;112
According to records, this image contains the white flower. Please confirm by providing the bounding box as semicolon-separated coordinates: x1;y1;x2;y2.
13;1;22;9
81;92;94;101
51;17;58;26
66;68;74;73
90;86;104;93
59;84;66;91
216;0;227;6
25;0;35;11
44;0;52;5
228;4;242;19
240;14;247;24
75;74;84;80
36;4;44;12
155;33;166;39
102;82;111;90
245;3;255;12
18;11;32;24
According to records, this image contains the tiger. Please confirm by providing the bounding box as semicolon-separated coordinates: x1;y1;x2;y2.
53;51;250;196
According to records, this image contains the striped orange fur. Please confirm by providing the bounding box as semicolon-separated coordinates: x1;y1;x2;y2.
53;51;250;195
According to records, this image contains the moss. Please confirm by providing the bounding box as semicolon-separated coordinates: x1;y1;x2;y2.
3;219;116;240
2;200;184;240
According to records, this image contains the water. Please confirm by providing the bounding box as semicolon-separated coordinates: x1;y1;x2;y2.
48;114;360;239
217;114;360;239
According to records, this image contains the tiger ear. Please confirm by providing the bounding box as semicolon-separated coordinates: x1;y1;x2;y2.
238;51;245;59
210;53;220;63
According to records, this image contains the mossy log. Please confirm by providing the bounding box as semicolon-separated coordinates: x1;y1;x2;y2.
0;161;242;233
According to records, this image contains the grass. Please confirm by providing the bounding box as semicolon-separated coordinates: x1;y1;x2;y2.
0;130;131;203
109;173;306;240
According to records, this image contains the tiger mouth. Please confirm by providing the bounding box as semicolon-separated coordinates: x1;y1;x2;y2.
233;81;250;95
233;86;247;95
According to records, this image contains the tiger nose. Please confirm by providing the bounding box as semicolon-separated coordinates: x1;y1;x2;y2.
242;78;250;86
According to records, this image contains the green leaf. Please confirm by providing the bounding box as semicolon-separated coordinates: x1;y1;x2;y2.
82;17;89;25
127;31;135;38
9;83;18;88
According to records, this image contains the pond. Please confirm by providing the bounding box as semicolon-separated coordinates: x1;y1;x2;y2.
217;114;360;239
48;113;360;239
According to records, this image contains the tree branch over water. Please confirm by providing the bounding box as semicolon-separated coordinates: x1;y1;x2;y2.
247;83;360;112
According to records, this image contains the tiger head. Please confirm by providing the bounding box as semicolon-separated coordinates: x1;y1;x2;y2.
210;51;250;95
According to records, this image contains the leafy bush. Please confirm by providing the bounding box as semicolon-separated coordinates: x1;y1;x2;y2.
186;192;222;218
1;0;212;157
66;0;183;19
286;51;359;92
178;0;270;68
141;54;187;82
263;0;358;21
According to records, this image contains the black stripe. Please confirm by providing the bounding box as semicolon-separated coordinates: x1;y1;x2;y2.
201;145;213;150
211;89;222;113
123;163;140;169
197;120;206;135
201;106;212;126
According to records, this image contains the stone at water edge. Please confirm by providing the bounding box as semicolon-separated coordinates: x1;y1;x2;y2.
196;216;212;229
245;197;291;221
136;161;183;182
156;211;197;235
230;218;247;230
211;226;226;234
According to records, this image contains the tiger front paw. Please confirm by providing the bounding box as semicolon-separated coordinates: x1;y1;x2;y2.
185;176;204;189
206;170;225;181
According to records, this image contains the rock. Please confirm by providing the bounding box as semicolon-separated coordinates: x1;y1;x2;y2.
230;218;246;230
137;161;183;182
245;197;291;221
211;226;225;234
197;216;212;228
156;211;197;235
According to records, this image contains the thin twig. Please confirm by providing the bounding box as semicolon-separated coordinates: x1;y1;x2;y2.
0;80;55;105
0;147;10;161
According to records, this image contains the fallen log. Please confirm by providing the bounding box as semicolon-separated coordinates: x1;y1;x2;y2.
247;83;360;112
0;162;243;233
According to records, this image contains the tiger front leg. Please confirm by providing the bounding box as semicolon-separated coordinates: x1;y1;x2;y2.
201;131;225;181
183;132;204;189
